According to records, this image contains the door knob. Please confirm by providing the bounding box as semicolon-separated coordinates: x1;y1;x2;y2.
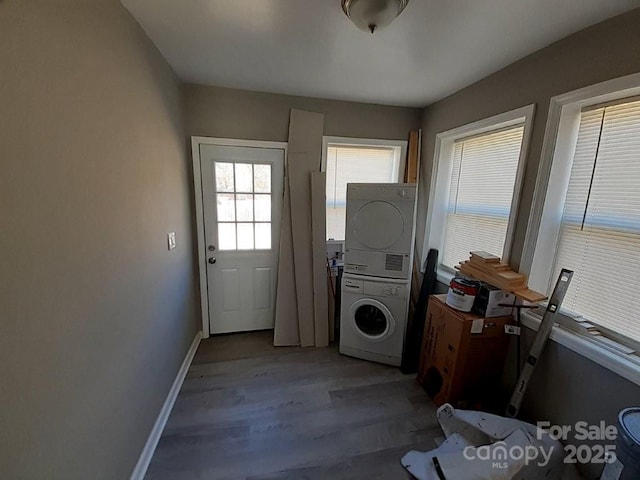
208;257;217;264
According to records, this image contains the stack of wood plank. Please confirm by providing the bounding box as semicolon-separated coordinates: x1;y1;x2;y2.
457;251;547;303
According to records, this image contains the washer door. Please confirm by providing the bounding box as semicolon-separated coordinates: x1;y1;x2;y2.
349;298;396;342
352;201;404;250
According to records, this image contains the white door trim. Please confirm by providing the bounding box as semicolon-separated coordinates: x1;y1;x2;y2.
191;136;288;338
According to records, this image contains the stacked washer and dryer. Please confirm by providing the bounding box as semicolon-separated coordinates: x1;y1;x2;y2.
339;183;417;366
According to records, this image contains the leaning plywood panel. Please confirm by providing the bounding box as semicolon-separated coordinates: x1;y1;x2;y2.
404;130;420;184
288;109;325;347
273;176;300;346
311;171;329;347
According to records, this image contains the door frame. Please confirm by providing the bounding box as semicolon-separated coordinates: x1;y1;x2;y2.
191;136;288;338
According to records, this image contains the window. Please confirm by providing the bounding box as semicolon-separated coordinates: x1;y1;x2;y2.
322;137;405;241
551;100;640;343
442;126;525;269
423;106;534;279
215;161;272;250
527;88;640;346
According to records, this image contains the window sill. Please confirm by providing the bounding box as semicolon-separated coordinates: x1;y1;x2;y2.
521;310;640;388
435;268;454;286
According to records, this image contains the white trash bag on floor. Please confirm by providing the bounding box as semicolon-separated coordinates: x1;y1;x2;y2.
401;404;566;480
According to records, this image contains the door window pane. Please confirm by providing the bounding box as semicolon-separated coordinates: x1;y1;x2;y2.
254;164;271;193
237;223;255;250
215;162;234;192
216;194;235;221
235;194;254;221
218;223;236;250
215;161;274;252
254;194;271;221
255;223;271;249
235;163;253;192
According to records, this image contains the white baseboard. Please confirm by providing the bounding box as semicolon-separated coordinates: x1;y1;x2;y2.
130;330;203;480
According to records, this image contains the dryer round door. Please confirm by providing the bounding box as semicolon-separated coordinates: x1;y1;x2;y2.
348;298;396;342
352;201;404;250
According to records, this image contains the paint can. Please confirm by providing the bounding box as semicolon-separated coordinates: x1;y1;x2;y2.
604;407;640;479
446;277;480;312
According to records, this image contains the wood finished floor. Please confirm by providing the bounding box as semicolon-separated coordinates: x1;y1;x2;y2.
145;331;440;480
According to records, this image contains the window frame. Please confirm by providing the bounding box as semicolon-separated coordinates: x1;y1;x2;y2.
321;136;407;242
421;104;535;282
520;72;640;386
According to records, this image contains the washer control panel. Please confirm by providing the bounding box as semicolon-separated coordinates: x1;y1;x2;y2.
343;278;364;292
363;281;407;297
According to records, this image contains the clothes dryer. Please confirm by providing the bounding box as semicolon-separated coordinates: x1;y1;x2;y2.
344;183;416;279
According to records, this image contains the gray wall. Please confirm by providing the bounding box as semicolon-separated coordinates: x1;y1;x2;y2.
417;9;640;479
511;330;640;479
0;1;198;479
184;83;422;142
417;8;640;268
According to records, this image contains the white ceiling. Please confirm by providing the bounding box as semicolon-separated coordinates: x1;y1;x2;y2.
122;0;640;107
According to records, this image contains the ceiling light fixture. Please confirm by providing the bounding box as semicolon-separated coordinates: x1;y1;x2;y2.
341;0;409;34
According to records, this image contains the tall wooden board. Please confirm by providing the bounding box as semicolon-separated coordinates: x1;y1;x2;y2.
405;130;420;184
311;171;329;347
273;178;300;346
287;109;325;347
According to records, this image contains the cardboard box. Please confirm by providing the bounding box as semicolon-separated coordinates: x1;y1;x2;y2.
473;283;515;318
418;295;512;408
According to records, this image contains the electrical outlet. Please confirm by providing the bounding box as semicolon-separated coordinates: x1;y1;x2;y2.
167;232;176;250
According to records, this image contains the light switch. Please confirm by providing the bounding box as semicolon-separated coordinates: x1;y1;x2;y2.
167;232;176;250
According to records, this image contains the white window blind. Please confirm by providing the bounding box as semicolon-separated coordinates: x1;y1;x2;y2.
325;144;400;240
552;99;640;343
441;125;524;269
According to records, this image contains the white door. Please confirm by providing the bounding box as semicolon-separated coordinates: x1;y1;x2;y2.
200;144;284;334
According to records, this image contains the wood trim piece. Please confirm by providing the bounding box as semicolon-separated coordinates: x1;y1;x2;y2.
311;171;329;347
405;130;419;184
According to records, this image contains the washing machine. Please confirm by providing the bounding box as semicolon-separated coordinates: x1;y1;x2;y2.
344;183;417;279
339;273;410;366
